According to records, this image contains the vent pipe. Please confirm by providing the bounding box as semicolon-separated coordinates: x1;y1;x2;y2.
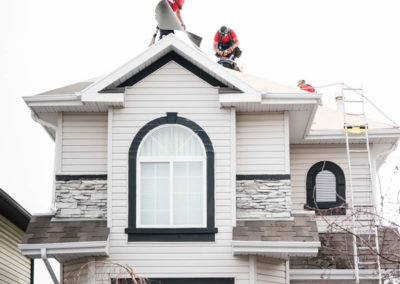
335;96;344;112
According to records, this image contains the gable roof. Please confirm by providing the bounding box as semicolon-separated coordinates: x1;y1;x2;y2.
80;34;261;103
0;188;31;231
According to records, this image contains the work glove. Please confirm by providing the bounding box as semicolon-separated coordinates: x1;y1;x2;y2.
221;49;230;57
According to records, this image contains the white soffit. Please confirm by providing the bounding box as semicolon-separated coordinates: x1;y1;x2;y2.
232;241;320;259
81;34;262;103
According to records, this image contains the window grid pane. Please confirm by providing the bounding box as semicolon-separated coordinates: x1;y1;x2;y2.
173;162;203;226
140;163;170;225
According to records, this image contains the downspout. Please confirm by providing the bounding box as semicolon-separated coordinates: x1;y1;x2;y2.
40;248;59;284
31;111;58;212
30;259;34;284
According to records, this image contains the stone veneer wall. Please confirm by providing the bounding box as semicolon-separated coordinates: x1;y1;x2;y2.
55;177;107;218
237;179;291;219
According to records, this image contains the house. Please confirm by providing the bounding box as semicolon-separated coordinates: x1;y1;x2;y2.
0;188;33;284
18;35;400;284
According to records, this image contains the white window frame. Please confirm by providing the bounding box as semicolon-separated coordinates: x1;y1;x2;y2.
136;124;207;228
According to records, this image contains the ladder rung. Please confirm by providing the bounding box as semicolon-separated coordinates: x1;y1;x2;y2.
353;204;374;207
344;100;363;103
344;114;366;117
351;163;370;167
354;231;376;235
348;136;367;139
359;261;377;265
358;247;372;250
344;88;363;91
345;123;368;126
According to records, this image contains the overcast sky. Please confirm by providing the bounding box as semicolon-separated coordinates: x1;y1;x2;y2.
1;0;400;283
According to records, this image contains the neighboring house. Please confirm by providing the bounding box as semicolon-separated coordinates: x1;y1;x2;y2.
18;35;400;284
0;188;33;284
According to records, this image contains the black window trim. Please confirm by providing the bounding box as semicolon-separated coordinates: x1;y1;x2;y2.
305;161;346;215
125;112;218;242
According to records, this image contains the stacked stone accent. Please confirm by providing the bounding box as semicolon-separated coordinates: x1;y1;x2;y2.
236;179;291;220
55;178;107;218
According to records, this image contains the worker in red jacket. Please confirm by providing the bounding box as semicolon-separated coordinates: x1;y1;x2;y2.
297;80;315;93
159;0;186;39
213;26;241;58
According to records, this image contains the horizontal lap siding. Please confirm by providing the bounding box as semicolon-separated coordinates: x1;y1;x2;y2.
63;258;89;284
257;257;286;284
108;61;250;282
237;113;286;174
0;215;31;284
290;145;372;231
62;113;108;173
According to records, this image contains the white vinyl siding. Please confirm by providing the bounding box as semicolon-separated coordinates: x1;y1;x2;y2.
61;113;108;173
257;257;286;284
62;258;90;284
0;215;31;284
107;61;251;282
236;113;287;175
290;144;373;231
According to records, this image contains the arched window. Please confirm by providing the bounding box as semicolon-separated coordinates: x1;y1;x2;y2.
138;125;206;227
306;161;346;215
125;113;217;242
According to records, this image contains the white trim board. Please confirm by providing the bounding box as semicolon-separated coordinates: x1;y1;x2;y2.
232;241;321;259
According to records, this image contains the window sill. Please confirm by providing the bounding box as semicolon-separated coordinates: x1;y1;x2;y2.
304;204;346;215
125;227;218;242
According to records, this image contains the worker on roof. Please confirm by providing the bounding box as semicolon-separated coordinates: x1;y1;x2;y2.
297;80;315;93
159;0;186;39
213;26;241;58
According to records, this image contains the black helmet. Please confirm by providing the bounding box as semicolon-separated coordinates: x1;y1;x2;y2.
219;26;228;35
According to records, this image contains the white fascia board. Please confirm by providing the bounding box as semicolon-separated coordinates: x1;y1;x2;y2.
81;92;125;106
262;93;321;105
219;93;261;104
23;94;83;107
290;269;381;280
81;38;175;94
81;35;261;103
18;241;109;259
232;241;320;257
305;128;400;141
